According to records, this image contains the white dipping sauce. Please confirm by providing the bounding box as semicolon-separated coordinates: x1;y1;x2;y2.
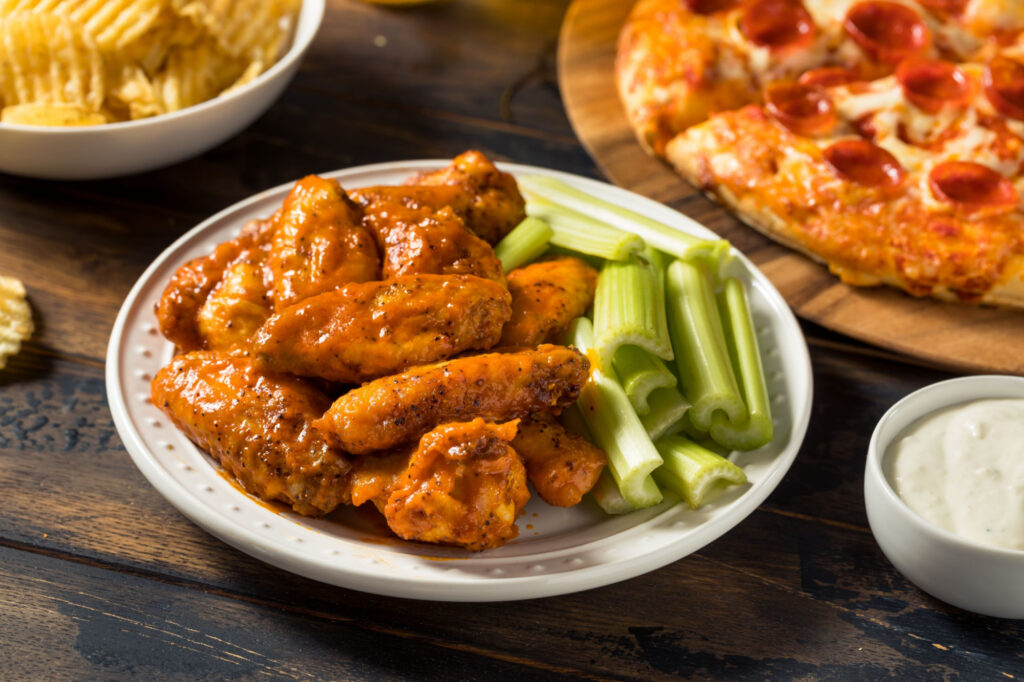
887;398;1024;551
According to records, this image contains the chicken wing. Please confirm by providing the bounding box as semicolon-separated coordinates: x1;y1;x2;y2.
381;419;529;551
314;344;590;454
253;274;511;383
352;187;504;283
269;175;380;309
195;248;274;351
155;216;276;351
499;257;599;347
405;150;527;244
513;414;607;507
151;351;352;516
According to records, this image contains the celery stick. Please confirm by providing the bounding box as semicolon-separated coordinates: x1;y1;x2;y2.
653;435;748;509
494;216;553;272
613;345;677;415
710;278;774;450
520;175;732;268
641;386;691;441
564;403;660;514
591;470;631;515
680;411;709;441
666;259;746;432
526;195;644;261
568;317;663;509
593;249;672;370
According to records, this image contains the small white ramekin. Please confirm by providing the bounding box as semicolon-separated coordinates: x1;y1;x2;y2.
0;0;324;180
865;375;1024;619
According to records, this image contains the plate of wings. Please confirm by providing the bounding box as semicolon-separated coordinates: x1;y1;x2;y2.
107;151;812;601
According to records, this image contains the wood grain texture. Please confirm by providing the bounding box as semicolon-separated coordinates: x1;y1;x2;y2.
558;0;1024;376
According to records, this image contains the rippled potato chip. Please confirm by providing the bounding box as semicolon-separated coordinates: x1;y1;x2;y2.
153;38;244;112
174;0;300;63
0;275;33;371
1;102;107;125
0;13;105;113
0;0;300;126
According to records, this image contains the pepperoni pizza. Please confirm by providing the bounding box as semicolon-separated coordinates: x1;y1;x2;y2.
616;0;1024;304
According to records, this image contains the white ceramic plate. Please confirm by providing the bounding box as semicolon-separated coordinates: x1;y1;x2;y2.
106;161;813;601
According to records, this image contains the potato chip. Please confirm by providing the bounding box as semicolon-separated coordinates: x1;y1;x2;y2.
152;38;243;112
122;8;204;76
0;275;34;371
105;63;162;119
0;0;169;51
0;0;301;126
0;13;104;111
173;0;299;63
1;102;106;125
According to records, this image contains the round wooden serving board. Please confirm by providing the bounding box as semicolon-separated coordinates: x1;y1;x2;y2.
558;0;1024;376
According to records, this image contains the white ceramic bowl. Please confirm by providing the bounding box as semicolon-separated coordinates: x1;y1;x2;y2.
0;0;324;180
865;375;1024;619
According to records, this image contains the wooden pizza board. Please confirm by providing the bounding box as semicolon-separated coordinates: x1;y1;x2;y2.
558;0;1024;376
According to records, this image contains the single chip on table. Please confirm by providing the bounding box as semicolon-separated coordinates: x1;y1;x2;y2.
0;13;105;115
0;275;34;370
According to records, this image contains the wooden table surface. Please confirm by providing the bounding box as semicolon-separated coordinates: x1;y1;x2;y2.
2;1;1022;679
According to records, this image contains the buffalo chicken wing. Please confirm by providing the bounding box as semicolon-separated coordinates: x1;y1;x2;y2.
500;256;599;347
269;175;379;309
314;345;590;454
379;419;529;551
513;414;607;507
253;274;511;383
155;216;276;351
404;150;527;244
152;351;352;516
353;189;505;283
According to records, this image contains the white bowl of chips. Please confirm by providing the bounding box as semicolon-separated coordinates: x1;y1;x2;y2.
0;0;324;180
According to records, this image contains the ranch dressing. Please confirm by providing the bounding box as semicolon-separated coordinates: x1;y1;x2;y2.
887;399;1024;551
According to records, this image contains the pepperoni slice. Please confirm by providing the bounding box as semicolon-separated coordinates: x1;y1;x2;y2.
824;139;906;190
798;67;860;89
844;1;930;65
897;59;972;114
741;0;816;52
929;161;1019;208
683;0;743;14
984;56;1024;121
916;0;968;14
764;83;837;136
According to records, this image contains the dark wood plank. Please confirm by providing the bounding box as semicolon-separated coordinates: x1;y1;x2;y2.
0;545;580;681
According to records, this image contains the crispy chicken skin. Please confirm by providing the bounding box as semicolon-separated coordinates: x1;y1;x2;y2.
253;274;512;383
352;188;505;283
500;257;600;347
404;150;527;244
269;175;380;309
513;414;607;507
195;247;274;351
155;217;276;351
151;351;352;516
381;419;529;551
314;345;590;454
